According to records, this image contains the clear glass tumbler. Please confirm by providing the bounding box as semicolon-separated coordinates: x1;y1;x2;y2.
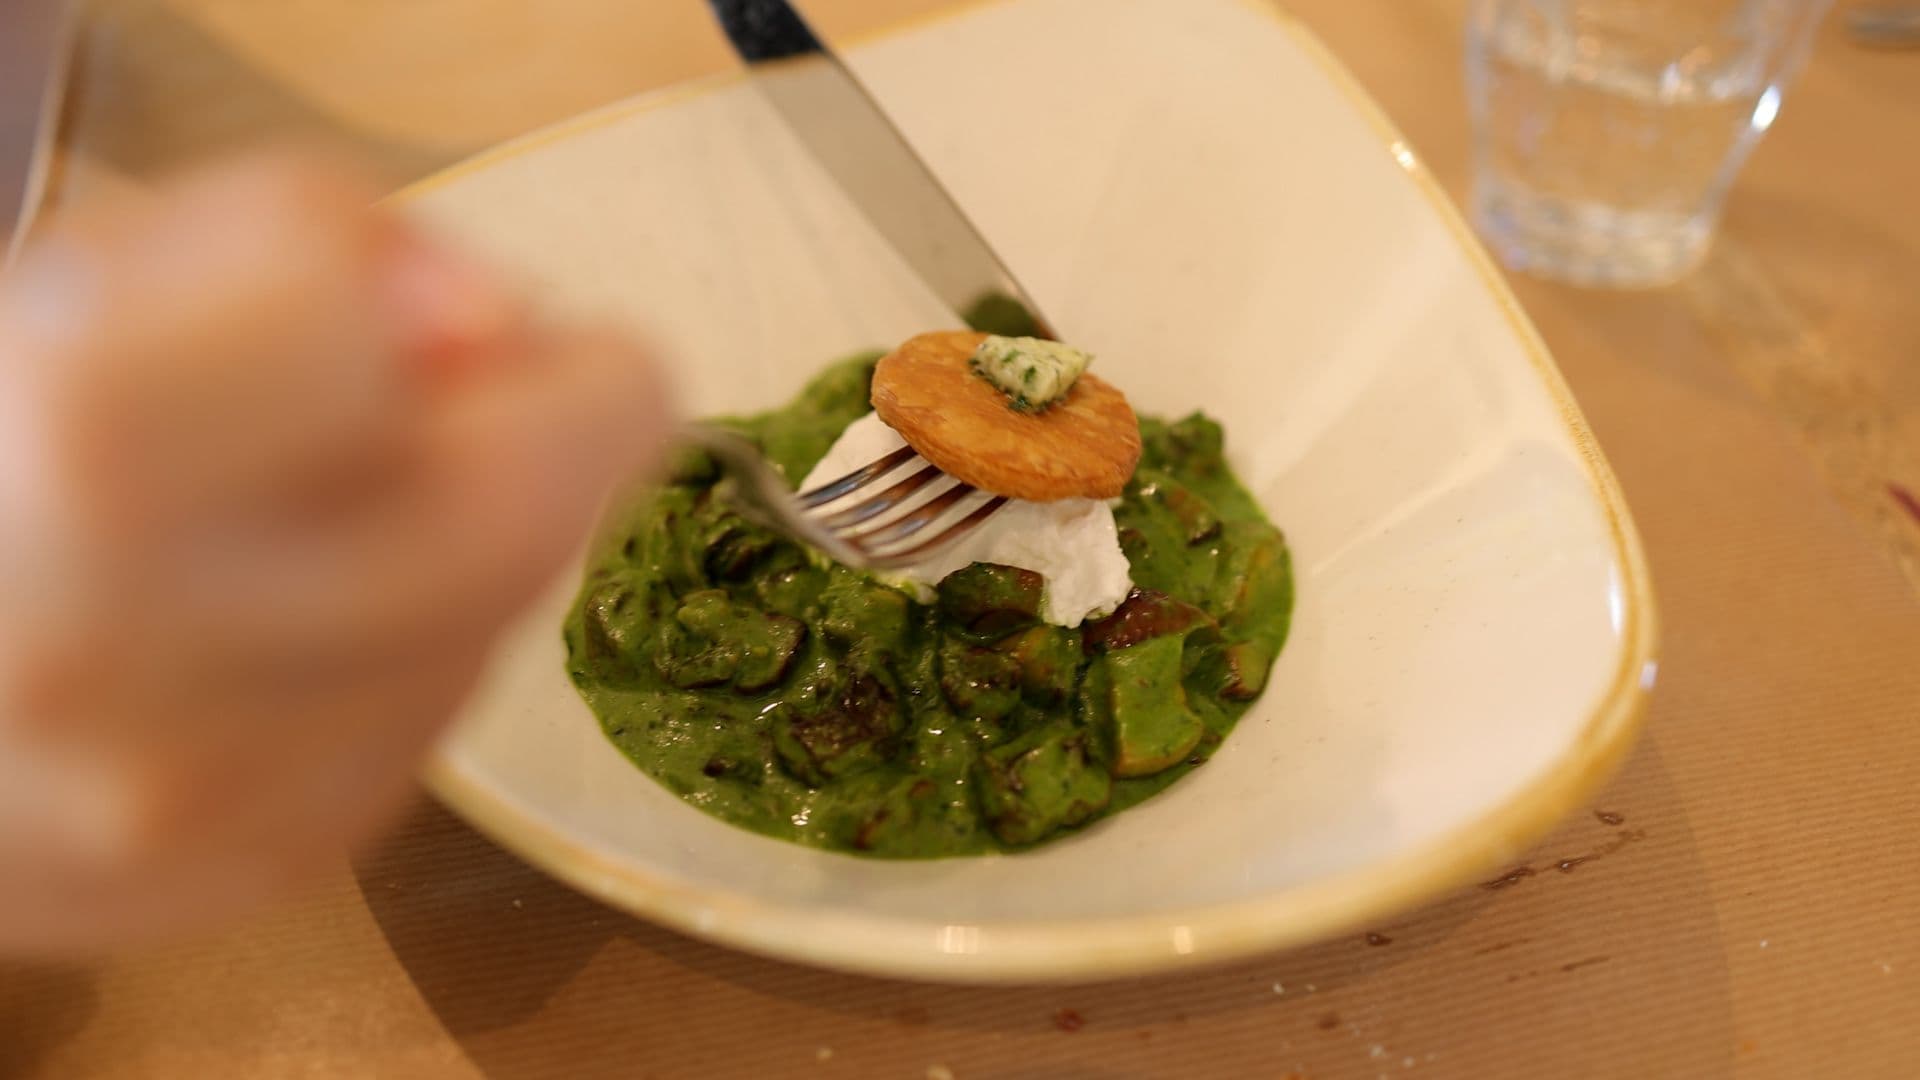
1466;0;1830;288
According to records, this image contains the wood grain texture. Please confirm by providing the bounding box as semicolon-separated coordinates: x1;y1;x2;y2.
6;1;1918;1077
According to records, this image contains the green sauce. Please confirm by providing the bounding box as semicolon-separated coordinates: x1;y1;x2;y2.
564;354;1293;856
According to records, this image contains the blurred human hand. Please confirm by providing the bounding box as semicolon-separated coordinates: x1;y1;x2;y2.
0;153;674;953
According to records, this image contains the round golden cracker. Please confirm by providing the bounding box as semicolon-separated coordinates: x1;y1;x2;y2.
870;330;1141;502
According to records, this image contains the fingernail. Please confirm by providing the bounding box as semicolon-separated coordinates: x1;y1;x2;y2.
381;233;522;381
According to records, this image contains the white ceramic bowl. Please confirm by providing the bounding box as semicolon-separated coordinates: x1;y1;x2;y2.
408;0;1657;983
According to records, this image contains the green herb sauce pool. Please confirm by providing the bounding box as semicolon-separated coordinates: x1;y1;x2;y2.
563;354;1293;856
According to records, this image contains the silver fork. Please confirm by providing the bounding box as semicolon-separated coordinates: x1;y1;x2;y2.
682;424;1008;571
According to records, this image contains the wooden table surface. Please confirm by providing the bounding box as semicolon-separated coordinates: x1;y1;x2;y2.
5;2;1918;1078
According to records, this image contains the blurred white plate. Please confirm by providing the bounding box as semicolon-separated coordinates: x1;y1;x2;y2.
405;0;1657;983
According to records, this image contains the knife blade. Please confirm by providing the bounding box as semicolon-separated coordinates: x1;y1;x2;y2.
706;0;1056;338
1;0;74;266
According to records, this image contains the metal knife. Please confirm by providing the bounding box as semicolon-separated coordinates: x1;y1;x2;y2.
705;0;1057;338
1;0;74;266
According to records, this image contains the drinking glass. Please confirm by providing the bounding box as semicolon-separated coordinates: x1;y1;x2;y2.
1466;0;1831;287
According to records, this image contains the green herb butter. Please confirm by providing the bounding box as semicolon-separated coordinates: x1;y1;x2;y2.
969;335;1094;412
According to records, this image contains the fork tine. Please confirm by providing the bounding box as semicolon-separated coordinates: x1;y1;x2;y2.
688;423;1011;572
862;496;1010;569
842;483;980;551
797;445;918;509
816;464;944;529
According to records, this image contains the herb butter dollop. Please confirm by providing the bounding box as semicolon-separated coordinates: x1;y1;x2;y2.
969;335;1093;411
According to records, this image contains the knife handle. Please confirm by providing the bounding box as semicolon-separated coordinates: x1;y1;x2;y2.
706;0;823;61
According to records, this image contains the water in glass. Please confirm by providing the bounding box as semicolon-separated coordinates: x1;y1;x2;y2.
1467;0;1830;287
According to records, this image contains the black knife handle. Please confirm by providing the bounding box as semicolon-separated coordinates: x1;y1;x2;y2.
706;0;824;61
